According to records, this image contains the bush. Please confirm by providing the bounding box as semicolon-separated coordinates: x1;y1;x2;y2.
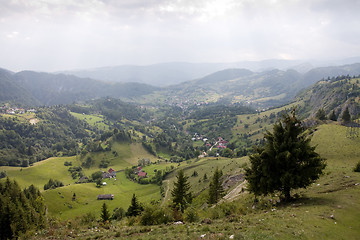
140;205;173;225
44;179;64;190
184;207;199;223
354;161;360;172
112;207;125;220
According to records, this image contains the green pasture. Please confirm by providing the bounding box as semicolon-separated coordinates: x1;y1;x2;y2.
70;112;109;130
43;171;161;220
163;157;247;203
0;156;75;189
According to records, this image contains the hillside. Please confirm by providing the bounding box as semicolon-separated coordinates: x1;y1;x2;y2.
2;121;358;239
0;69;159;106
296;75;360;119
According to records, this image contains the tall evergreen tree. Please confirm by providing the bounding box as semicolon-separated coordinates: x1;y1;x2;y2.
171;170;192;212
100;202;110;222
341;107;351;122
245;109;326;201
329;110;337;121
315;108;327;120
0;178;46;239
126;194;143;217
208;167;224;204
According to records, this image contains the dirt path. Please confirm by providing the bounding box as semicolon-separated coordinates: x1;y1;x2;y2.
161;179;170;206
220;180;247;203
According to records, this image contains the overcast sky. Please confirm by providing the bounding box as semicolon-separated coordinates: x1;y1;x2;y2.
1;0;360;72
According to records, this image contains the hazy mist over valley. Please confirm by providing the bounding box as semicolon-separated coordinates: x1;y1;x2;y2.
1;1;360;239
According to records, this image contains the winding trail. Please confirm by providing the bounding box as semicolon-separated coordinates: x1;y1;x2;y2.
220;180;247;203
161;179;170;206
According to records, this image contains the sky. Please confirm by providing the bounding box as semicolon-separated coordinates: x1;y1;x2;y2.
1;0;360;72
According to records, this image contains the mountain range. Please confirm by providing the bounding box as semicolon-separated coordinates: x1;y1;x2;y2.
1;62;360;107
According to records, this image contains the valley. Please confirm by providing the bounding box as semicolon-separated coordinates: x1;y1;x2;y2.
1;66;360;239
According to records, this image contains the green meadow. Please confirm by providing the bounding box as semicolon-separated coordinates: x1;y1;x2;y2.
0;142;165;220
70;112;109;131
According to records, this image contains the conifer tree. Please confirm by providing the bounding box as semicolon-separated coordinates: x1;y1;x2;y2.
100;202;110;222
315;108;327;120
329;110;337;121
341;107;351;122
245;109;326;201
126;194;143;217
208;167;224;204
171;170;192;212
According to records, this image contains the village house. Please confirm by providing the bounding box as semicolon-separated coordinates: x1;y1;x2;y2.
102;168;116;178
138;171;147;178
97;194;114;200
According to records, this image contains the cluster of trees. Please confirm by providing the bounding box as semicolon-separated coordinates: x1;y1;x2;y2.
0;178;46;239
0;106;92;166
43;178;64;190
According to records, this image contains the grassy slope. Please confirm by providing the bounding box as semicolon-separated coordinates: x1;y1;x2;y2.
70;112;109;131
67;122;359;240
0;142;164;220
163;157;248;203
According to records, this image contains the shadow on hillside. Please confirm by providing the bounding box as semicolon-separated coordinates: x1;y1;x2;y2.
276;195;336;209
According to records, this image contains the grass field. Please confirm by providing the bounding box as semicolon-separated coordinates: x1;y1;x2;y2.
70;112;109;131
0;141;163;220
3;122;360;239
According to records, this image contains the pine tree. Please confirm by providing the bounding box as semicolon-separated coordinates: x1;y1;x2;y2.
208;167;224;204
341;107;351;122
100;202;110;222
329;110;337;121
126;194;143;217
315;108;327;120
171;170;192;212
245;109;326;201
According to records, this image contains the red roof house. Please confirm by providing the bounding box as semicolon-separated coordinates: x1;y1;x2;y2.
138;171;147;178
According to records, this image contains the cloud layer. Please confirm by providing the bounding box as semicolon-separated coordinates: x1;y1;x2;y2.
1;0;360;71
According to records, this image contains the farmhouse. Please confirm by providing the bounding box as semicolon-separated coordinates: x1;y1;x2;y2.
138;171;147;178
97;194;114;200
102;168;116;178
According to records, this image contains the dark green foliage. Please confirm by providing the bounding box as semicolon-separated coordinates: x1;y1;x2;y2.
187;104;254;140
0;170;6;179
44;179;64;190
91;171;103;181
100;202;110;222
0;106;91;166
140;205;173;225
142;142;156;156
208;167;224;204
341;107;351;122
68;166;84;179
354;161;360;172
0;178;46;239
112;207;125;220
99;159;110;168
316;108;327;120
184;207;199;223
220;148;233;158
245;109;326;201
126;194;144;217
329;110;337;121
82;156;95;168
171;170;192;212
64;161;72;166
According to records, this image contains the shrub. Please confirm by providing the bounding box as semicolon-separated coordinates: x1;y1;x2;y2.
112;207;125;220
354;161;360;172
140;205;173;225
44;179;64;190
184;207;199;223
